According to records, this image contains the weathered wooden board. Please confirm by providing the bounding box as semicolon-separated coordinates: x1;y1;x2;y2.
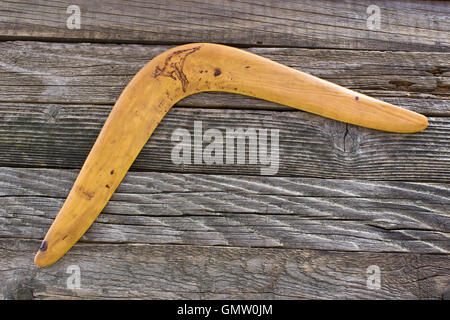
1;104;449;181
0;0;448;51
1;167;449;254
1;240;449;299
0;41;448;111
0;0;448;301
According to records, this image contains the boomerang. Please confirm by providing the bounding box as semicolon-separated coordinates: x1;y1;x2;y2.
34;43;428;266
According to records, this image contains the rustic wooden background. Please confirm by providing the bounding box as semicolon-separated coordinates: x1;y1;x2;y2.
0;0;449;299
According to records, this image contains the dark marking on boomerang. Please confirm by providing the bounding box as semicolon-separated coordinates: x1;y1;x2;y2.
153;46;201;92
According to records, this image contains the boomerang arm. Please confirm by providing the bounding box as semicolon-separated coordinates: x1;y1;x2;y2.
34;43;427;266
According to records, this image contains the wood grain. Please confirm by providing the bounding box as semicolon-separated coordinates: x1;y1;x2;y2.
1;240;449;299
0;41;448;111
1;167;448;254
0;0;449;300
0;0;448;51
1;104;449;181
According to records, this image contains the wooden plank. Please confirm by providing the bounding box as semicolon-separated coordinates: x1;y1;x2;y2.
1;167;448;254
0;0;448;302
1;239;449;299
0;0;448;51
1;104;449;181
0;41;448;112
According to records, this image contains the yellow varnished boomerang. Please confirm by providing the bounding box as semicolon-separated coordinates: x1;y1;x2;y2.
35;43;428;267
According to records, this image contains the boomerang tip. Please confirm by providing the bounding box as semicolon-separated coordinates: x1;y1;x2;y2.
359;97;429;133
34;253;45;267
34;240;57;267
416;114;428;132
401;112;428;133
34;246;47;267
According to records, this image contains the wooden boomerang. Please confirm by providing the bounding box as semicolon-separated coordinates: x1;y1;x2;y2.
35;43;428;267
